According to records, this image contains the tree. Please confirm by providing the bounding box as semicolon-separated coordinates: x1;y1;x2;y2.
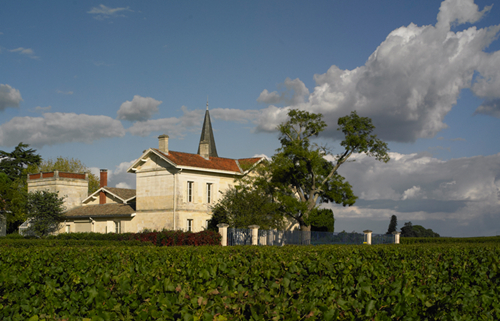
305;208;335;232
26;190;65;237
259;109;389;232
209;185;284;230
0;143;42;232
400;221;440;237
0;143;42;182
386;215;398;234
27;156;99;193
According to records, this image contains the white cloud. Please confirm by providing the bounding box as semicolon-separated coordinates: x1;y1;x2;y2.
402;186;424;200
327;151;500;236
127;106;203;137
436;0;491;29
107;160;137;189
254;105;290;133
114;160;136;175
88;4;133;20
0;84;22;112
254;0;500;142
117;95;162;121
257;78;310;106
0;113;125;147
116;182;132;189
10;47;39;59
474;99;500;118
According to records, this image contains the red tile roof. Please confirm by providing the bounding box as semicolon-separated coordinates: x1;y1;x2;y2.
154;149;261;173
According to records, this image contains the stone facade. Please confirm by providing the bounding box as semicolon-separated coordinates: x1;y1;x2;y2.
26;107;263;235
27;171;89;211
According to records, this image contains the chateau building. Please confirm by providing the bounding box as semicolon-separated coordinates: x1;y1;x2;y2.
26;106;263;234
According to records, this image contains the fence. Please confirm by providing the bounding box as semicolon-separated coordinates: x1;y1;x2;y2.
219;224;401;246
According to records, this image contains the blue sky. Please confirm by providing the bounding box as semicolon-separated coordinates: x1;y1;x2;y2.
1;0;500;236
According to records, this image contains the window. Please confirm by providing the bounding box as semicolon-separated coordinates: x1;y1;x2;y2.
65;225;70;233
205;220;210;229
187;219;193;232
115;221;121;234
206;183;212;203
187;181;194;202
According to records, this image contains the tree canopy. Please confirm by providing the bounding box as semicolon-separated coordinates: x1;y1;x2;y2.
0;143;42;182
256;109;389;231
209;185;284;230
27;156;100;194
401;221;440;237
26;190;65;237
0;143;42;232
387;215;398;234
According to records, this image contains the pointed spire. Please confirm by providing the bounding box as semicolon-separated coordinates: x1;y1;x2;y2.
197;101;218;158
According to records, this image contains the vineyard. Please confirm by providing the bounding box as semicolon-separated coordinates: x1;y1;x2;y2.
1;241;499;320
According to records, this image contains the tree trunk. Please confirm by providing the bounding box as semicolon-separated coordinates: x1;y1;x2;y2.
300;223;311;245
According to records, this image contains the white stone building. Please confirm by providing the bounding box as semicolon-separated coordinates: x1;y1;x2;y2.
26;106;263;234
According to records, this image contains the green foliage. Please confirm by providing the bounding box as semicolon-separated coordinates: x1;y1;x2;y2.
304;208;334;232
401;221;440;237
0;142;42;182
209;186;284;230
0;143;42;232
386;214;398;234
0;244;499;319
25;190;65;237
27;156;100;194
258;109;389;231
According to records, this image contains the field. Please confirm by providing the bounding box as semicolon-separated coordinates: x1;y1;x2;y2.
1;239;499;320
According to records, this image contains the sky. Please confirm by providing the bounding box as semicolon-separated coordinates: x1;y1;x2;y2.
1;0;500;237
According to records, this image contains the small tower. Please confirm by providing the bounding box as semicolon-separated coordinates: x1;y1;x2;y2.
27;171;89;211
197;100;218;159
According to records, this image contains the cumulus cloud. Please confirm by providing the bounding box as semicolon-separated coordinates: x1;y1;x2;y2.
0;113;125;147
97;160;137;189
88;4;132;20
127;106;203;137
257;78;310;106
116;182;132;189
117;95;162;121
474;99;500;118
10;47;39;59
0;84;22;111
326;151;500;236
255;0;500;142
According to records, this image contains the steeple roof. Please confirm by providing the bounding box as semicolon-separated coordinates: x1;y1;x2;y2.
197;101;218;157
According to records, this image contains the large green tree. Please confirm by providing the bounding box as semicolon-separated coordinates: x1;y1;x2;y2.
259;109;390;232
0;143;42;182
209;185;284;230
27;156;100;194
0;143;42;232
25;190;65;237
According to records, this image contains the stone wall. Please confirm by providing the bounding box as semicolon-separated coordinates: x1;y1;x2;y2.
28;172;88;211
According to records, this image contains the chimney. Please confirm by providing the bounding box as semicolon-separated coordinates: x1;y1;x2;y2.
158;134;169;154
100;169;107;205
199;141;209;159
